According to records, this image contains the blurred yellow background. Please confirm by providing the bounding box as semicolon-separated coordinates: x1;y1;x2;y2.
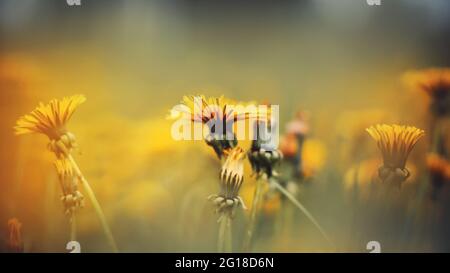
0;0;449;252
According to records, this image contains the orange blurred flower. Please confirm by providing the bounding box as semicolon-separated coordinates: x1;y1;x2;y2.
404;68;450;97
404;68;450;116
279;133;299;158
427;153;450;181
285;110;309;136
7;218;23;253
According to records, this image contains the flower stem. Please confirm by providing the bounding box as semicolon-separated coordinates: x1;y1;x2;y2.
217;213;233;253
242;178;264;252
70;215;77;241
431;118;444;155
67;154;119;253
225;215;232;253
270;179;335;249
217;214;227;253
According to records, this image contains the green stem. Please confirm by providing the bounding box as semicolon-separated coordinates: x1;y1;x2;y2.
242;178;264;252
270;180;335;249
225;215;232;253
217;213;233;253
217;214;227;253
70;215;77;242
68;154;119;253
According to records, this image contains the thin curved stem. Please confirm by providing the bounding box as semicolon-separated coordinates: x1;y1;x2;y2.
242;178;264;252
270;180;335;249
68;154;119;253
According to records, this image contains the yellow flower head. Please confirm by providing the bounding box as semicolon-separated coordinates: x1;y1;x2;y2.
404;68;450;97
366;124;424;169
15;94;86;140
220;146;246;199
173;94;261;128
208;146;248;216
171;94;264;158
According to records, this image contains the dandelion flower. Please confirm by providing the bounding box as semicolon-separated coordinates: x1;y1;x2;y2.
285;110;310;136
281;110;310;179
244;103;281;251
427;153;450;180
7;218;23;253
279;133;299;158
14;94;118;252
248;147;282;179
404;68;450;116
427;153;450;199
366;124;424;186
207;146;248;253
404;68;450;96
248;103;282;179
15;95;85;158
176;95;255;124
220;147;246;197
15;94;86;139
173;95;260;158
209;146;247;216
249;118;282;178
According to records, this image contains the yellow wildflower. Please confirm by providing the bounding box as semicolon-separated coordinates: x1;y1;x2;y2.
367;124;424;185
15;94;86;140
403;68;450;116
427;153;450;181
404;68;450;96
209;146;247;216
175;95;258;124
